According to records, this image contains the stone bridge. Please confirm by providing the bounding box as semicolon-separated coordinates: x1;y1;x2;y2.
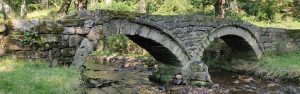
1;10;300;84
62;10;297;67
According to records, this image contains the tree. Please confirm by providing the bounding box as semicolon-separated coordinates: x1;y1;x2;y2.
74;0;88;11
20;0;27;18
105;0;112;8
139;0;146;13
214;0;225;18
0;0;7;19
293;0;300;18
41;0;49;9
229;0;238;13
58;0;71;16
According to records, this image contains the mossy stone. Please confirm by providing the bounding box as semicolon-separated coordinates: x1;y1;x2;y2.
190;81;213;87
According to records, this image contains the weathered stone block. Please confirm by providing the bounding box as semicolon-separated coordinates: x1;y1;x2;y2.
61;48;76;57
61;19;84;27
72;38;94;66
62;35;70;41
63;27;76;34
39;43;52;51
69;35;82;47
129;23;139;35
38;21;64;34
260;36;269;43
8;19;33;32
87;25;102;45
84;20;95;28
76;27;90;35
40;34;58;43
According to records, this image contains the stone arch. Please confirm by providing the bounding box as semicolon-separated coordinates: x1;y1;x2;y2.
101;20;190;66
72;20;190;67
203;25;263;60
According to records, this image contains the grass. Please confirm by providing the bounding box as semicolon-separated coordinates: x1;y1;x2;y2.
0;55;80;94
249;20;300;29
26;8;60;20
256;51;300;80
205;48;300;81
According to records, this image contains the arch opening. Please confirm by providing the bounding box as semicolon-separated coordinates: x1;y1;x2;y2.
96;20;189;66
95;34;181;66
202;26;262;71
126;35;181;65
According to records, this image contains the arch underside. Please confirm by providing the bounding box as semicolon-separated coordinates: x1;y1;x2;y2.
208;26;263;60
103;20;189;66
220;35;257;60
127;35;180;65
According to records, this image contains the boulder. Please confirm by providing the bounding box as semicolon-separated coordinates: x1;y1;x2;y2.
72;38;94;67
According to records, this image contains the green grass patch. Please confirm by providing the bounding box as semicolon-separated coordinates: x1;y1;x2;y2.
242;16;300;29
0;55;80;94
256;51;300;79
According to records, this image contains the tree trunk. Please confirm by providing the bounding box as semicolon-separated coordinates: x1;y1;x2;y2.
20;0;27;18
229;0;238;13
139;0;147;13
105;0;112;8
58;0;72;16
41;0;49;9
294;0;300;17
214;0;226;18
0;0;7;19
74;0;88;11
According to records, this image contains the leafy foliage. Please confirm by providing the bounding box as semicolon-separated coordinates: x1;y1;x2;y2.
103;34;128;54
152;0;195;15
21;31;40;46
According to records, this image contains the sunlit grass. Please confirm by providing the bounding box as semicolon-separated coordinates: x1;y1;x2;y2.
249;21;300;29
26;8;60;20
0;55;80;94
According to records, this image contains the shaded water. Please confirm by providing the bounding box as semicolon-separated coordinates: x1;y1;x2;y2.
211;72;300;94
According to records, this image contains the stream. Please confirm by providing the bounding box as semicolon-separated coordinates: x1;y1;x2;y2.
210;72;300;94
81;56;300;94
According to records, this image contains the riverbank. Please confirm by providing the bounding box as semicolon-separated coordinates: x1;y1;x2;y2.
0;55;79;94
209;50;300;82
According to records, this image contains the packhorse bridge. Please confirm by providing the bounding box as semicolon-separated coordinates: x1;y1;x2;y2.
1;10;299;84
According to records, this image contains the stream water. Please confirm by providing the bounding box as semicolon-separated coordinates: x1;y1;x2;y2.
82;56;300;94
210;72;300;94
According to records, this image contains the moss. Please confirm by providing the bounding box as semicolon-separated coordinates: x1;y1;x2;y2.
286;29;300;38
149;63;182;84
61;19;85;26
190;81;212;87
101;10;141;21
6;20;14;31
